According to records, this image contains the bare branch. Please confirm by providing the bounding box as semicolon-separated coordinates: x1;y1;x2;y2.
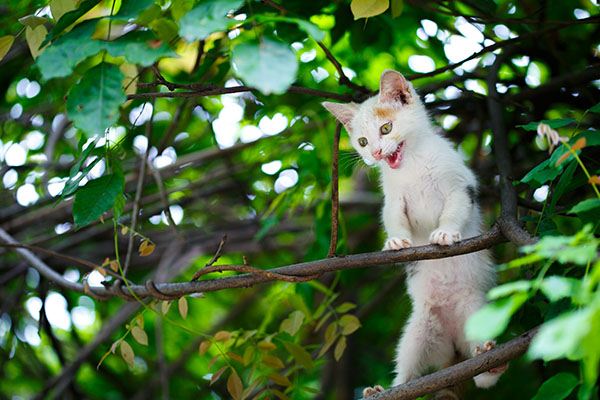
364;329;537;399
328;123;341;257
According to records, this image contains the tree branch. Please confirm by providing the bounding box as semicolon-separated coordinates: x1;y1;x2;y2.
363;329;538;399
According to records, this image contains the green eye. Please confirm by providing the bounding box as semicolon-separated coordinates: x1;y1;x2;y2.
358;137;368;147
380;121;392;135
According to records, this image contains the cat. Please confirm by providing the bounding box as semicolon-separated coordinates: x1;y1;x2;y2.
323;70;506;398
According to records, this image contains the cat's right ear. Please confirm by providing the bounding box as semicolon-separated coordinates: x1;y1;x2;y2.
322;102;358;130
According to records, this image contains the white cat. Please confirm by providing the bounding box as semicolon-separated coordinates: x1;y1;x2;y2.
323;70;506;397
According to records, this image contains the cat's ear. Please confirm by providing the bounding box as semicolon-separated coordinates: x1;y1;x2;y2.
322;101;358;129
379;70;411;105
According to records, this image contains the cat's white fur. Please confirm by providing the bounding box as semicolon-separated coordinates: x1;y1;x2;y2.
323;70;505;391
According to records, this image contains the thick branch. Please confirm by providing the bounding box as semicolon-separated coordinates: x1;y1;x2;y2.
364;329;537;399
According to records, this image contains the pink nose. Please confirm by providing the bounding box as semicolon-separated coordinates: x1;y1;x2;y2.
372;149;383;160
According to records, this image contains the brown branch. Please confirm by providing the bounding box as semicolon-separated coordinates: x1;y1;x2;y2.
328;123;341;257
123;99;154;276
364;329;538;399
128;84;353;102
485;48;536;246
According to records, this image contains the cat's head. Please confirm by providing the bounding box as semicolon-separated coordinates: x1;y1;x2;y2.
323;70;426;169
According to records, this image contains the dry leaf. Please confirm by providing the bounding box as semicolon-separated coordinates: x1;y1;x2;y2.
139;240;155;256
109;260;119;272
161;300;171;315
226;368;243;400
257;340;277;351
571;137;587;151
589;175;600;184
214;330;231;342
97;267;107;277
268;372;292;387
121;225;129;235
178;297;188;319
262;354;285;369
131;326;148;346
210;366;227;385
199;340;212;355
120;341;135;368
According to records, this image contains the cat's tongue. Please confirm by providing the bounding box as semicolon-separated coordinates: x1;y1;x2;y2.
385;141;405;169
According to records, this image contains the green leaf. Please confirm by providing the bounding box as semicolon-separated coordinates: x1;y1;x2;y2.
67;63;125;138
280;310;305;336
334;336;346;361
114;0;155;20
529;308;593;361
465;293;528;341
257;16;325;41
232;38;298;95
179;0;244;41
104;31;177;67
532;373;579;400
283;341;314;369
487;280;532;300
350;0;389;20
335;302;356;313
0;36;15;62
518;118;576;131
540;276;580;302
390;0;403;17
42;0;99;46
50;0;77;21
569;199;600;215
73;173;125;227
339;314;361;335
589;102;600;113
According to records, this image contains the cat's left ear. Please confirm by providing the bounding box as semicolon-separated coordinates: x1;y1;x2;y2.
322;101;359;131
379;70;412;105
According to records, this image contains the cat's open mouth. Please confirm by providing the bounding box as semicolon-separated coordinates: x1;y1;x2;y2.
385;141;405;169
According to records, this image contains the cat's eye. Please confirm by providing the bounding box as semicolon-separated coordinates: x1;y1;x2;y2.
358;137;368;147
380;121;392;135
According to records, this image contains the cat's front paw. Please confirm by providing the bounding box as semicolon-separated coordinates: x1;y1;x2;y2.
429;229;461;246
383;237;412;250
363;385;385;398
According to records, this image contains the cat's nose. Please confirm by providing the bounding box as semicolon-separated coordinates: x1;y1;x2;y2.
372;149;383;160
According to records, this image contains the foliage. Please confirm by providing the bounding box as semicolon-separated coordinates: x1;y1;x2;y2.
0;0;598;399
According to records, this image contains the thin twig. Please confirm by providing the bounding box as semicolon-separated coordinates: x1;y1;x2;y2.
328;123;341;257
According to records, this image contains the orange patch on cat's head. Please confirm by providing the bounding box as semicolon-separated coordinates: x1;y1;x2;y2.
373;107;394;119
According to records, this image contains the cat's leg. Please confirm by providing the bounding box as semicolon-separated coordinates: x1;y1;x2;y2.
455;294;508;389
382;196;413;250
392;306;454;386
429;188;472;245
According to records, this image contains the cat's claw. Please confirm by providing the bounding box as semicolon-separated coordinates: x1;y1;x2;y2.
429;229;461;246
475;341;509;374
363;385;385;398
383;237;412;250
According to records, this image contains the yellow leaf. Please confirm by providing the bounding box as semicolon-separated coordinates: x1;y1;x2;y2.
214;330;231;342
120;341;135;368
25;25;48;59
334;336;347;361
571;137;587;151
257;340;277;351
121;225;129;235
589;175;600;184
102;257;110;266
226;368;243;400
210;366;227;385
0;36;14;62
50;0;77;20
120;63;138;97
131;326;148;346
178;297;188;319
262;354;285;369
161;300;171;315
139;240;156;256
199;340;212;355
268;372;292;387
109;260;119;272
135;314;144;328
319;322;338;357
390;0;403;17
242;346;254;366
339;314;361;335
350;0;389;20
227;351;244;364
97;267;107;276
